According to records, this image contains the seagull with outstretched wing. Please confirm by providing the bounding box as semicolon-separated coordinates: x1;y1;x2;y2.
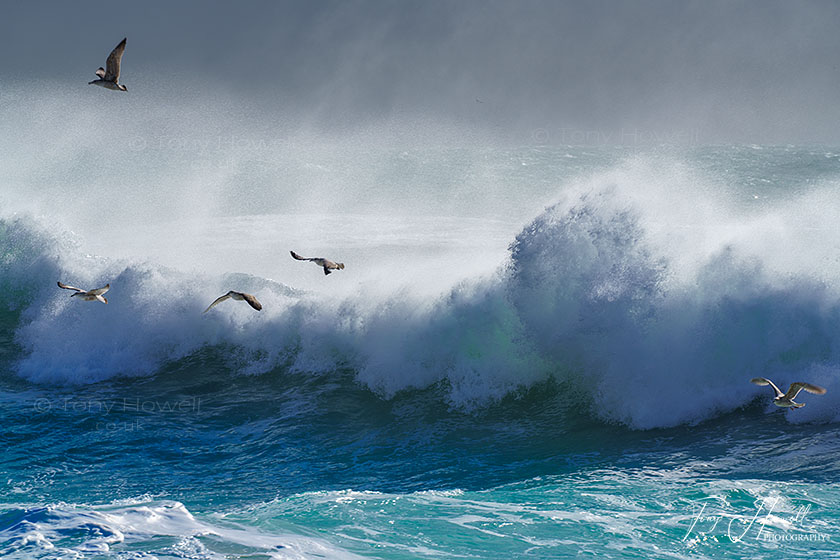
290;251;345;275
88;38;128;91
204;291;262;313
57;281;110;304
751;377;826;408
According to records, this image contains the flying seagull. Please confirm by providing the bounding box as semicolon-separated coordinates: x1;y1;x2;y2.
88;38;128;91
751;377;827;408
290;251;345;275
204;291;262;313
57;281;110;304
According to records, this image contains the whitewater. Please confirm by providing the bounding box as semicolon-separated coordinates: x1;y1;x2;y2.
1;89;839;558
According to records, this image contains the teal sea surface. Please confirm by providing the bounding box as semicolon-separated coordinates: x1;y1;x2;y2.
1;92;839;558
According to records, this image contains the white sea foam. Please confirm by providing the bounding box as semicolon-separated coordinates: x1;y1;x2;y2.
0;499;363;560
3;89;840;428
220;474;840;560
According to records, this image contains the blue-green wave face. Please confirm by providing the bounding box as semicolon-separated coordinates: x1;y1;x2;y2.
2;89;840;558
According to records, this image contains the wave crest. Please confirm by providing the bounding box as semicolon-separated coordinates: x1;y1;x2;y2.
4;160;840;428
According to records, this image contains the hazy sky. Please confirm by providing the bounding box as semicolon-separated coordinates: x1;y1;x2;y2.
2;0;840;143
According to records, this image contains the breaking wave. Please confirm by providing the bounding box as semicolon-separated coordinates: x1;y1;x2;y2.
3;156;840;429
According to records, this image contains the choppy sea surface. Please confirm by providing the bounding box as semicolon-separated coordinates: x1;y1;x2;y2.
1;91;839;558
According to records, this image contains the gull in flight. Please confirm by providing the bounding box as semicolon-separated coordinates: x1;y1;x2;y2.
204;291;262;313
57;281;110;304
751;377;827;408
88;38;128;91
290;251;345;275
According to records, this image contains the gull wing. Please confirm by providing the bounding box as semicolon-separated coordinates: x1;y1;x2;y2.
290;251;314;262
95;67;106;79
785;382;827;400
95;295;108;304
751;377;784;398
204;293;231;313
89;284;110;296
241;293;262;311
104;38;126;82
57;281;84;293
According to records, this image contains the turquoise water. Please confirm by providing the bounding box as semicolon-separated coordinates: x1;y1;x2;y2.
2;365;839;558
1;91;840;558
